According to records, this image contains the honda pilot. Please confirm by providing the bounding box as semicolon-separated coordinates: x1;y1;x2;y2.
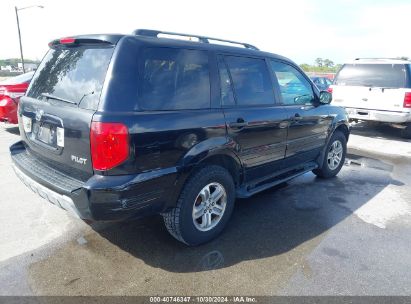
10;29;350;245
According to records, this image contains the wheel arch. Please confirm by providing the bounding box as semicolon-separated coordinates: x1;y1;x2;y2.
334;123;350;142
195;152;243;187
164;142;244;210
316;121;349;166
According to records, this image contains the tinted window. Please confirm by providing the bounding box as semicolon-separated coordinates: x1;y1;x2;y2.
27;46;114;110
139;48;210;110
217;57;235;106
225;56;274;106
335;64;407;88
312;77;322;85
270;61;314;105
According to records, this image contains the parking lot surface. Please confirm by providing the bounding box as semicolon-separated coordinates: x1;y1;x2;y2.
0;122;410;295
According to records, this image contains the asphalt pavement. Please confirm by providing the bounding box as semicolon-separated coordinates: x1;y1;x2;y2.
0;122;410;296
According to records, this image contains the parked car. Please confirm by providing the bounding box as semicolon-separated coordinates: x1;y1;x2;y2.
0;71;34;124
10;30;349;245
310;76;333;91
329;58;411;138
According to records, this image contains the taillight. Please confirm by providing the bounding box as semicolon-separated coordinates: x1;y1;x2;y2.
0;97;12;107
0;97;13;118
327;87;333;94
404;92;411;108
90;122;129;171
60;37;76;44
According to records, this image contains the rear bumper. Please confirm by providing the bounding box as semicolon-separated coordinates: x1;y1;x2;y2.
10;140;180;221
345;107;411;123
12;164;81;218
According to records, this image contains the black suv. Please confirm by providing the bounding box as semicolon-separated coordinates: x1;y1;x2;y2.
10;30;349;245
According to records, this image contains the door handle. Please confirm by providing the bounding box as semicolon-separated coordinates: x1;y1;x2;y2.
292;113;303;121
229;118;248;129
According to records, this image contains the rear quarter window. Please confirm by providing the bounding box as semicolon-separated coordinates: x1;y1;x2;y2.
335;63;407;88
138;48;210;111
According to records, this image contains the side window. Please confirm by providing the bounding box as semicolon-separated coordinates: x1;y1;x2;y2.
224;56;275;106
217;57;235;106
270;60;315;105
139;48;210;110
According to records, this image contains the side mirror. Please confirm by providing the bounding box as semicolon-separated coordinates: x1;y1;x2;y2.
319;91;332;105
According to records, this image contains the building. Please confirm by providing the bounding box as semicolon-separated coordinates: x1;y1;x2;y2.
0;65;13;72
17;62;38;71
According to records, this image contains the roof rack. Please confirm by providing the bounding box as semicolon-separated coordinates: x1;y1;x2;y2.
133;29;259;51
355;57;409;61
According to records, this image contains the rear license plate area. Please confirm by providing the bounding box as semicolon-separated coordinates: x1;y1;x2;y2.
37;123;57;146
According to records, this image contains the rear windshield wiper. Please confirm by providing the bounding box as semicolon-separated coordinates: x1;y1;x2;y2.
41;93;77;105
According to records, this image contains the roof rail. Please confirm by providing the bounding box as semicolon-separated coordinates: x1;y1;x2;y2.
133;29;259;51
355;57;409;61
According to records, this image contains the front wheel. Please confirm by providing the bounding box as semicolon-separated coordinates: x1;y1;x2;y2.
313;131;347;178
162;165;235;246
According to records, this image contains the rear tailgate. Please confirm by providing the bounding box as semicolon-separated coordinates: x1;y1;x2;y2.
332;85;371;109
332;86;410;112
17;38;115;180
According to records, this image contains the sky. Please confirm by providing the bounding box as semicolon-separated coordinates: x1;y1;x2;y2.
1;0;410;65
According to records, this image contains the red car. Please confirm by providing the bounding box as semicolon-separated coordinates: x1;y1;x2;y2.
0;71;34;124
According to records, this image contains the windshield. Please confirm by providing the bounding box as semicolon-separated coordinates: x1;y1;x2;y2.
0;71;34;85
26;46;114;110
335;63;407;88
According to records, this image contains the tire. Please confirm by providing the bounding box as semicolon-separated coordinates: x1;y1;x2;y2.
313;131;347;178
162;165;235;246
401;124;411;139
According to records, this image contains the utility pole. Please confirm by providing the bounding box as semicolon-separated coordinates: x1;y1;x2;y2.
14;5;43;73
15;6;25;73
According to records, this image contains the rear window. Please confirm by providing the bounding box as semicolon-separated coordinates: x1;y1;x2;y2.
335;64;407;88
27;46;114;110
138;48;210;111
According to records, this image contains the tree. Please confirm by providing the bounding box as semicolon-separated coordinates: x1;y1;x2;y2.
299;61;342;73
315;58;323;67
299;63;311;72
323;59;335;68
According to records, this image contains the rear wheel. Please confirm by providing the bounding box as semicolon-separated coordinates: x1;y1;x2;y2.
313;131;347;178
162;165;235;246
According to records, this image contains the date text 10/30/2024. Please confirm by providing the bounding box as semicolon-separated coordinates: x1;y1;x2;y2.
149;296;257;303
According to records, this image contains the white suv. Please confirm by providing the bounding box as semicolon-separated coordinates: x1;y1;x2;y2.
329;58;411;138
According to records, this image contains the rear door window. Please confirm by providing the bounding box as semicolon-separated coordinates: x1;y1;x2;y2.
139;48;210;110
27;46;114;110
217;57;235;106
224;56;275;106
335;64;407;88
